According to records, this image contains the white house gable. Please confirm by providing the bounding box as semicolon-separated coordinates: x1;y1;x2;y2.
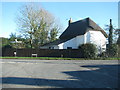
63;37;77;49
58;31;106;51
40;17;108;53
63;34;85;49
58;43;64;49
89;31;107;52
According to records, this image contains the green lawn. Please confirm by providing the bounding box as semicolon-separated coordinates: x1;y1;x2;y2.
0;57;120;60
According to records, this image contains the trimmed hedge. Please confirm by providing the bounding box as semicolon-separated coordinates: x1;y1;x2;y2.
2;48;82;58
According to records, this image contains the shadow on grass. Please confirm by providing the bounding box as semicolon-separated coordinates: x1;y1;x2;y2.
1;64;120;88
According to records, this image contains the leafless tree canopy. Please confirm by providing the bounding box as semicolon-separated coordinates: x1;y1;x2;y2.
16;4;60;48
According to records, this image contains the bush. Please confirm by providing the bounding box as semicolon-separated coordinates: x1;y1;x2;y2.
98;52;106;57
78;43;97;59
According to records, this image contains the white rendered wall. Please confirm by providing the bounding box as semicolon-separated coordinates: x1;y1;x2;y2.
40;46;48;49
62;33;88;49
89;31;107;52
41;30;107;52
52;45;59;49
58;31;106;51
58;43;64;49
63;37;77;49
40;43;63;49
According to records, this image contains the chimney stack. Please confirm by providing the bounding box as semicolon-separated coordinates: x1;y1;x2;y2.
68;18;72;25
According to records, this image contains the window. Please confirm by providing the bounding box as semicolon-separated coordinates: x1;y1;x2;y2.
51;47;54;49
49;47;54;49
67;47;72;49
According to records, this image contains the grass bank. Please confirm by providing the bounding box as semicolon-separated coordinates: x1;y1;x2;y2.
0;57;119;60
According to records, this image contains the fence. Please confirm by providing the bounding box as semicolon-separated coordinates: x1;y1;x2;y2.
2;48;82;58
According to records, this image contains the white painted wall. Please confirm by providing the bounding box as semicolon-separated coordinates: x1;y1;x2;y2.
57;31;107;52
52;45;59;49
40;44;63;49
89;31;107;52
58;43;64;49
40;46;48;49
63;37;77;49
61;32;88;49
41;30;107;53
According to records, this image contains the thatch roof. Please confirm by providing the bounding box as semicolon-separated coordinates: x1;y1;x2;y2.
43;17;108;46
60;17;108;40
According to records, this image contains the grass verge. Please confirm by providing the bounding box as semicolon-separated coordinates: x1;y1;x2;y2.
0;57;119;60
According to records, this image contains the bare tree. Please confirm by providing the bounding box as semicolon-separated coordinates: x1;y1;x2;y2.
16;4;60;48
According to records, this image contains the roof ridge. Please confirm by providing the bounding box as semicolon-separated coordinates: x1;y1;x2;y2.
60;17;107;40
70;17;90;24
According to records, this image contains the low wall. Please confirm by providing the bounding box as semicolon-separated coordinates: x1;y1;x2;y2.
2;48;82;58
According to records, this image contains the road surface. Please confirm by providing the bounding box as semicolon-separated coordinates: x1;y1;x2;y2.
0;59;119;88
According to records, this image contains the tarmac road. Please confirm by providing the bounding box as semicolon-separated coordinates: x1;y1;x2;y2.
0;59;119;88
